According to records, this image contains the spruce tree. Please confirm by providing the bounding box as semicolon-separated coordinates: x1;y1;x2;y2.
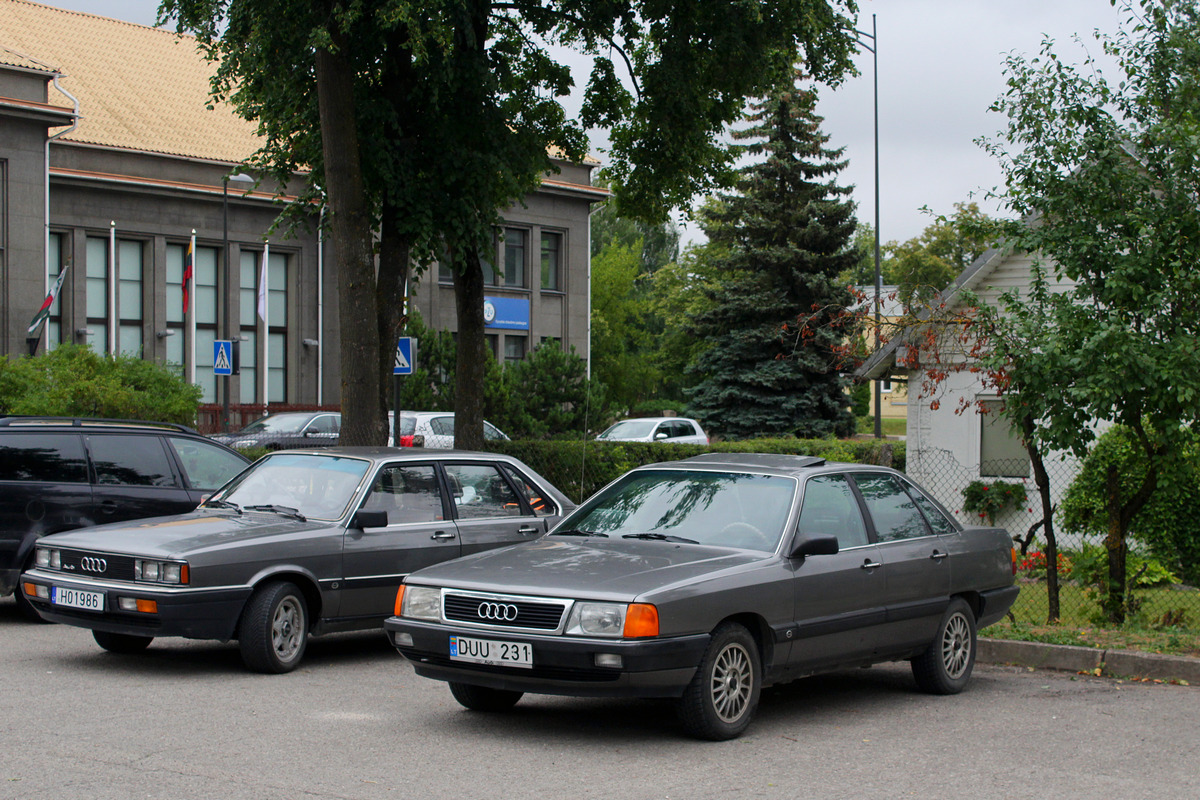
686;76;858;439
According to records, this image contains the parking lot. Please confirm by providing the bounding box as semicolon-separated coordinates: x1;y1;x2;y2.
2;593;1197;800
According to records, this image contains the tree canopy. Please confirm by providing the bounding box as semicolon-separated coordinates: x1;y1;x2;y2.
160;0;860;447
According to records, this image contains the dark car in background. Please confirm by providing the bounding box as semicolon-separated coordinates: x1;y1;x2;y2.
21;447;573;673
211;411;341;451
0;417;250;619
385;453;1019;740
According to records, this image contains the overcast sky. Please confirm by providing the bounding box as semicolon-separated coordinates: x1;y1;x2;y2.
48;0;1127;245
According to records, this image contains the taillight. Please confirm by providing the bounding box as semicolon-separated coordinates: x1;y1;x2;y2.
1011;547;1018;576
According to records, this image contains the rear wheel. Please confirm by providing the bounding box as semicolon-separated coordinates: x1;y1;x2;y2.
448;682;523;712
677;622;761;741
239;581;308;673
93;630;153;653
911;597;976;694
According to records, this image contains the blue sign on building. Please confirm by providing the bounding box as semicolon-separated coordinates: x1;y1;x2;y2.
483;296;530;330
213;340;234;376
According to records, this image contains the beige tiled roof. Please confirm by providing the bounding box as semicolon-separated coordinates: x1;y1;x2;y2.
0;0;259;163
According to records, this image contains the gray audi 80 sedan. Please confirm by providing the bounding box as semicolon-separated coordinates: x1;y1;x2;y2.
20;447;573;673
384;453;1019;740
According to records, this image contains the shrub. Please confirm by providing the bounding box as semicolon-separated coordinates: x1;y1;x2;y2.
0;345;201;425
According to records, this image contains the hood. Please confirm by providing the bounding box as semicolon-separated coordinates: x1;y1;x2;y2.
406;536;769;601
35;511;332;560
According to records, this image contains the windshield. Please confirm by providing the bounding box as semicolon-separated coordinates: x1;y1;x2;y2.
557;469;796;552
211;453;370;520
597;420;658;440
238;414;311;434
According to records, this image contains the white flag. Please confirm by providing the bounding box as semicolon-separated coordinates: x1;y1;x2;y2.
257;247;268;322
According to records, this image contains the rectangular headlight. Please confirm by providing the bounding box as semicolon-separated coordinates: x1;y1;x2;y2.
36;548;61;569
565;602;626;637
134;559;188;585
401;586;442;621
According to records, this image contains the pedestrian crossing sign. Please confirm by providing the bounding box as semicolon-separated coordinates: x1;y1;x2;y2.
394;337;415;375
214;340;234;376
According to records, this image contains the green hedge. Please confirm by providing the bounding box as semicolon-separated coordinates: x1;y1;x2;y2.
486;437;904;504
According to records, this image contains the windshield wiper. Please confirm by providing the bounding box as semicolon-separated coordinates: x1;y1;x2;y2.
202;499;242;514
551;529;609;538
244;504;307;522
622;533;699;544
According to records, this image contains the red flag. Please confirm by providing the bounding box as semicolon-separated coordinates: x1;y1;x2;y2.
183;240;194;314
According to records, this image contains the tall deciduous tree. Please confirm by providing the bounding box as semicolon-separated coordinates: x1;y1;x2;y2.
979;0;1200;621
685;77;858;439
162;0;858;448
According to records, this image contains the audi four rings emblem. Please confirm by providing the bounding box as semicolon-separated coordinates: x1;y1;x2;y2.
476;602;518;621
80;556;108;573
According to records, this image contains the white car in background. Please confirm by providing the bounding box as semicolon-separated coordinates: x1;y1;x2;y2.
389;411;510;448
596;416;709;445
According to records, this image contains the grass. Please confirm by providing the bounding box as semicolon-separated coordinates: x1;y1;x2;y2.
855;416;906;437
980;578;1200;658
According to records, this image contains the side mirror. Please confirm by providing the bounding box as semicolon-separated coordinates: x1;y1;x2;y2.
351;509;389;529
789;534;839;559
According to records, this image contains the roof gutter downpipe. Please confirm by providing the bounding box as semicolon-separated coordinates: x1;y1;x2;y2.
44;75;81;335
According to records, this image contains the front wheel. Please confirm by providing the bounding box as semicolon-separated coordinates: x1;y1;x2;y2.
239;581;308;674
93;630;153;653
448;682;523;712
677;622;761;741
911;597;977;694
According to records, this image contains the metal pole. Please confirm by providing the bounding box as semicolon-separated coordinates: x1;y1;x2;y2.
222;177;231;431
871;14;882;440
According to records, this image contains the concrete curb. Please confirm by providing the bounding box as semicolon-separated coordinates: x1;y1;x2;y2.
979;637;1200;683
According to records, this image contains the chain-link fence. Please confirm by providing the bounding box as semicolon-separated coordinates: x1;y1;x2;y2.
909;447;1200;634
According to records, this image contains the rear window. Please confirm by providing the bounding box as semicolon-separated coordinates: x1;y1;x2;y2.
88;435;179;487
0;433;88;483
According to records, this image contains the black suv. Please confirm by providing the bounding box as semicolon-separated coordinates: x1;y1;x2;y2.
0;417;250;619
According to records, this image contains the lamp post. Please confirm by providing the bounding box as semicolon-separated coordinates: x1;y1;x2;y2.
222;171;254;431
854;14;882;439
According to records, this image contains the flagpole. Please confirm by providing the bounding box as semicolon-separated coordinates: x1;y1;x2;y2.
188;230;197;384
108;221;116;355
259;244;269;409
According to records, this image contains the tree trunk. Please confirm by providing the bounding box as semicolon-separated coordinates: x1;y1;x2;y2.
1103;465;1128;624
452;250;486;450
377;209;410;426
315;40;382;446
1022;415;1060;622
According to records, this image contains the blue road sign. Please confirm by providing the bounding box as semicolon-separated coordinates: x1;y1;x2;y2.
214;340;234;376
394;337;415;375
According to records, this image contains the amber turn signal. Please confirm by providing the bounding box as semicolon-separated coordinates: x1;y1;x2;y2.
623;603;659;638
1011;547;1018;576
394;585;405;617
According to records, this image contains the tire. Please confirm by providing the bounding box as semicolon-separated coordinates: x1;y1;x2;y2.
93;630;153;653
448;682;523;712
677;622;761;741
911;597;977;694
238;581;308;674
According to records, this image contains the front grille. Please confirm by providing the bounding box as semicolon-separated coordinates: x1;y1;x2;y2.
56;549;137;582
444;593;566;631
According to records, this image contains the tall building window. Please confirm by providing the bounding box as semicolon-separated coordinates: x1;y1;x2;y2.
504;335;526;364
116;240;144;356
85;237;109;353
267;250;288;403
239;252;259;403
166;244;219;400
540;232;561;291
502;227;526;287
239;250;289;403
47;232;65;349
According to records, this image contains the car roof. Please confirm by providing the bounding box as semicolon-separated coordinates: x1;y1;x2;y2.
613;416;698;424
264;445;515;462
640;452;896;479
0;415;205;436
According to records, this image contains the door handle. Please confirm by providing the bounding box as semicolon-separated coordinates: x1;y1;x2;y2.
860;560;882;570
430;530;456;540
99;500;117;515
518;526;539;535
930;551;949;561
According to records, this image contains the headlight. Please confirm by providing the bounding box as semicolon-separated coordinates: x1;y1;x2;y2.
134;559;189;585
401;585;442;621
36;548;61;569
566;602;627;637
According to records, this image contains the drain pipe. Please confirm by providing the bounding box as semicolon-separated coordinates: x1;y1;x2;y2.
45;74;80;301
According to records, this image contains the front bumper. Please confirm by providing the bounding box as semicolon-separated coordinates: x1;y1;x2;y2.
20;568;253;641
384;616;710;699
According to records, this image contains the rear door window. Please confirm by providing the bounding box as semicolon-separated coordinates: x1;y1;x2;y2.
0;433;88;483
88;435;179;487
443;463;522;518
851;473;931;542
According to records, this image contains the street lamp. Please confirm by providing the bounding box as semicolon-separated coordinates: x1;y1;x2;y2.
854;14;882;440
222;171;254;431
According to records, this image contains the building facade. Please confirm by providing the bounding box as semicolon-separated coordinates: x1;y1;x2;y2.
0;0;600;415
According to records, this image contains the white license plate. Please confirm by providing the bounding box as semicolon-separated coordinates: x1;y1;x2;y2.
51;586;105;612
449;635;532;668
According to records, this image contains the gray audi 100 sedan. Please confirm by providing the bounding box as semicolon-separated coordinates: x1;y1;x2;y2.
384;453;1019;740
21;447;573;673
